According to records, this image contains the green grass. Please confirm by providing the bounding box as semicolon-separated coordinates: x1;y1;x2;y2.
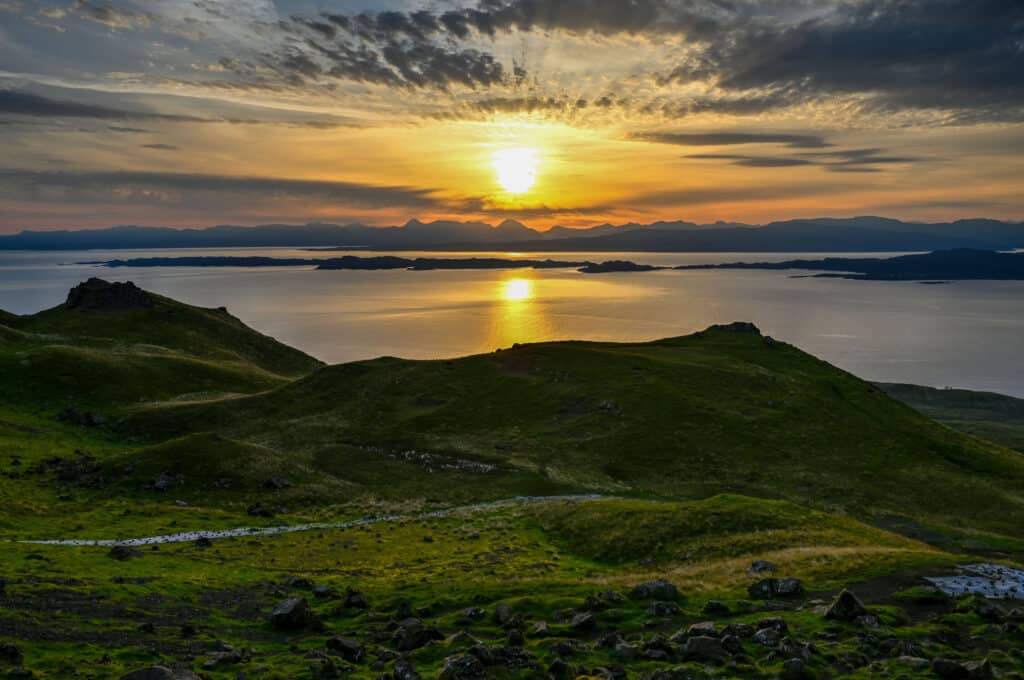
2;283;1024;677
880;382;1024;452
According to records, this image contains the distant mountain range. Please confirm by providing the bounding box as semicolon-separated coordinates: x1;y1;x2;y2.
2;216;1023;252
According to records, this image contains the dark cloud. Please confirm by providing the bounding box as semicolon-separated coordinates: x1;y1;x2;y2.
0;89;354;128
632;131;831;148
140;143;177;150
686;146;925;172
0;170;447;210
0;89;205;122
666;0;1024;122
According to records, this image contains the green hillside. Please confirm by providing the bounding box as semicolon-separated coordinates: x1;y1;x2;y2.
0;278;321;409
880;382;1024;453
122;323;1024;541
1;282;1022;678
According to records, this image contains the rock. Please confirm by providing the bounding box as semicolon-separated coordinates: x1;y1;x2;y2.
179;623;196;638
897;656;930;669
824;589;869;622
548;658;574;679
107;545;143;561
758;616;788;632
647;601;679;616
194;537;213;549
65;278;153;311
930;659;994;680
55;407;105;428
507;629;524;647
570;612;597;631
343;588;370;609
749;559;778;575
457;606;485;623
437;654;486;680
754;627;782;646
393;618;444;651
269;597;313;630
285;576;315;589
312;584;335;598
247;503;273;518
264;476;291;490
529;621;550;637
392;658;422;680
492;602;514;626
326;636;364;663
702;599;730;616
749;578;804;599
647;668;691;680
630;579;678;600
682;635;728;662
723;622;755;638
201;650;245;670
614;642;639;660
310;658;343;680
781;657;812;680
686;621;717;638
121;668;200;680
0;644;23;666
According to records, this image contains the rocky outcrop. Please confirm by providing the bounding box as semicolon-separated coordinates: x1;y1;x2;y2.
65;278;153;312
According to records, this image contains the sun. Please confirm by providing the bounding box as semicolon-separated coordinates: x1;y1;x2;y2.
492;147;538;194
503;278;532;301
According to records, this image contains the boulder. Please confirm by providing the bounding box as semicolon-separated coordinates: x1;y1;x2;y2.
247;503;274;518
326;636;365;663
702;599;730;616
630;579;678;600
824;590;869;622
681;635;728;662
438;654;486;680
686;621;717;638
749;559;778;575
343;588;370;609
570;612;597;631
0;644;23;666
121;668;200;680
781;657;813;680
393;618;444;651
748;578;804;599
392;659;422;680
647;601;679;616
269;597;314;630
931;658;994;680
108;545;143;561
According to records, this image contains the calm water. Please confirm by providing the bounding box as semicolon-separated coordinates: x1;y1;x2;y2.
2;247;1024;396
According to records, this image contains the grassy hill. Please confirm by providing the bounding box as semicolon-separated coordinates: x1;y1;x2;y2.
880;382;1024;453
120;322;1024;542
1;281;1022;678
0;278;321;410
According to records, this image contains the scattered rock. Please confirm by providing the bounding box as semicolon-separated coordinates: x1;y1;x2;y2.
121;668;200;680
247;503;273;518
529;621;550;637
681;636;728;662
702;599;730;616
780;657;812;680
0;644;23;666
392;659;422;680
748;577;804;599
343;588;370;609
269;597;314;630
749;559;778;575
630;580;678;600
825;589;869;622
931;658;995;680
393;619;444;651
438;654;486;680
570;612;597;631
647;601;679;616
107;545;143;561
264;476;291;490
326;636;365;663
55;407;106;428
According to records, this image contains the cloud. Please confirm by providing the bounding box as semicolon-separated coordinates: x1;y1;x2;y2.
0;89;355;128
0;89;207;122
686;146;925;172
70;0;150;30
664;0;1024;122
107;125;148;133
139;143;177;150
632;131;831;148
0;170;448;210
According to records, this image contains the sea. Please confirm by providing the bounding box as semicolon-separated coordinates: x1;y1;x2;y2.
2;247;1023;396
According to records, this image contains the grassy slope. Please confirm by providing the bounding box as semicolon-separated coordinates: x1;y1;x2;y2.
880;382;1024;453
0;290;322;410
123;328;1024;541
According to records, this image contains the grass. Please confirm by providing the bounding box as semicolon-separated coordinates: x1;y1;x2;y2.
880;382;1024;452
1;282;1023;677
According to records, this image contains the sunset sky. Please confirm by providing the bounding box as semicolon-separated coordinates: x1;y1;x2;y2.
1;0;1022;231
